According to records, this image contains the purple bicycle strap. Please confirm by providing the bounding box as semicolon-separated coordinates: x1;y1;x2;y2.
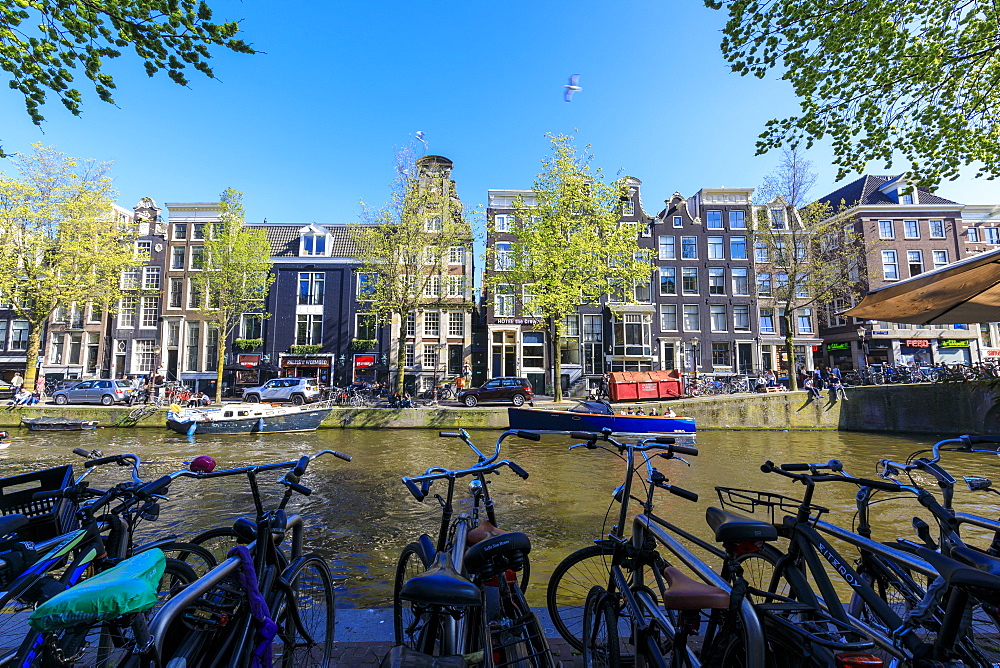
228;545;279;668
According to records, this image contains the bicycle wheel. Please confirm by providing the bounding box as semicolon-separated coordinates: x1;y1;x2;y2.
272;555;336;666
190;527;250;563
582;586;620;668
137;541;217;577
546;544;630;650
393;541;434;649
736;545;793;602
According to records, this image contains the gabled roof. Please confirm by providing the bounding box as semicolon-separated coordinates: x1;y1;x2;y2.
248;224;360;258
818;175;961;210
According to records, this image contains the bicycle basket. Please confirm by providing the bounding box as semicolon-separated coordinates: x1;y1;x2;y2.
0;465;78;542
715;487;828;525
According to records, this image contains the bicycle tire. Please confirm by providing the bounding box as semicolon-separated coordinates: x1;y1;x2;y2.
582;586;620;668
137;540;217;577
393;541;435;650
271;555;336;667
546;544;631;650
189;527;250;563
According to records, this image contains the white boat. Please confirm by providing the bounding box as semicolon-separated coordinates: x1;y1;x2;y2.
166;402;333;435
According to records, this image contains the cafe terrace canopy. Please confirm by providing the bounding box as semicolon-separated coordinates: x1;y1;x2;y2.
845;246;1000;325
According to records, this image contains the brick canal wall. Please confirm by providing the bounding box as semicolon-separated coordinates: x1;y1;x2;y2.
2;383;997;434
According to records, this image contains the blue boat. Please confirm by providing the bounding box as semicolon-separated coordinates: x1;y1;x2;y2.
508;400;696;435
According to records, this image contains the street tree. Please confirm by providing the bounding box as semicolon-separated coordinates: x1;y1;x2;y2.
192;188;274;403
0;145;140;390
753;151;867;390
706;0;1000;187
0;0;254;154
350;146;473;395
484;133;650;402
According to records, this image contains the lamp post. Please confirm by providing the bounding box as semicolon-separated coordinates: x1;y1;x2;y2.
690;336;699;394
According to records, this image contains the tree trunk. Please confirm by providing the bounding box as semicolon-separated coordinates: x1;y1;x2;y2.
23;324;42;392
552;318;563;403
214;340;226;404
782;307;798;391
395;313;407;396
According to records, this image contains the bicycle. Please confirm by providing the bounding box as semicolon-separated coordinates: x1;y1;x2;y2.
390;428;552;667
545;429;768;668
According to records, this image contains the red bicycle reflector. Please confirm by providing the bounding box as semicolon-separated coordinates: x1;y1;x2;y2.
835;654;883;667
190;455;217;473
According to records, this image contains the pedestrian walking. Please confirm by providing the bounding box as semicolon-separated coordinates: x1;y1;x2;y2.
598;373;610;400
10;373;23;392
766;369;776;388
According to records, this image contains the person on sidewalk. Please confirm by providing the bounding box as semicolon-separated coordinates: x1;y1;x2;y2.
803;377;821;400
829;375;848;401
10;373;23;392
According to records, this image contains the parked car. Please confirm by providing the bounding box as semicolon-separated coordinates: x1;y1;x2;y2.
0;381;13;400
53;379;134;406
242;377;322;405
457;377;534;407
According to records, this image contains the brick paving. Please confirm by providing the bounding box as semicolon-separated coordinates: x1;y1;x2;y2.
328;639;583;667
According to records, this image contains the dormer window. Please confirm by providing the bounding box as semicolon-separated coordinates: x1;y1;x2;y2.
900;192;914;205
299;224;330;257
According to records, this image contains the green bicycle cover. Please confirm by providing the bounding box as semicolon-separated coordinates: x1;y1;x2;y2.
29;549;167;632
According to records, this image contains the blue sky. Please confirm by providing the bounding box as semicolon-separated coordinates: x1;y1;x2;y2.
0;0;995;230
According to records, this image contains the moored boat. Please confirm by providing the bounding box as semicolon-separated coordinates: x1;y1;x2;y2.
166;402;333;436
508;400;695;435
21;416;100;431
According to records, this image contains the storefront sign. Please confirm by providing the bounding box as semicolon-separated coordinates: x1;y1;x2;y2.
494;318;542;325
354;355;375;369
237;354;260;368
282;357;330;367
903;340;930;348
872;330;890;336
826;342;850;351
939;339;971;348
986;349;1000;357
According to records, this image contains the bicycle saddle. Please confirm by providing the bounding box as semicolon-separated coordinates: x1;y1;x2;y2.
661;567;731;610
464;531;531;575
466;519;505;545
705;507;778;543
399;552;481;607
0;514;27;538
913;545;1000;593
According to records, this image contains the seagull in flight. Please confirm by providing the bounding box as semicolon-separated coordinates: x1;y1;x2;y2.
564;74;582;102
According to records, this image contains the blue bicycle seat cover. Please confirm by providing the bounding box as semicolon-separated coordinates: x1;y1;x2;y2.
29;549;166;632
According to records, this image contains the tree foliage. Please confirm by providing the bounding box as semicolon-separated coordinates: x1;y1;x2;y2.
192;188;274;403
0;144;140;389
0;0;255;154
484;134;650;402
707;0;1000;186
350;145;473;394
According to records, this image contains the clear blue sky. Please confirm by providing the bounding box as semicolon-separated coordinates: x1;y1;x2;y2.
0;0;995;229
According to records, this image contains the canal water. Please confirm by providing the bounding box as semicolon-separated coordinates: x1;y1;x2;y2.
1;427;998;608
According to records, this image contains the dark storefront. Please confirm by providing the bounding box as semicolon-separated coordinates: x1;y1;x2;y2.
899;339;933;366
280;355;333;385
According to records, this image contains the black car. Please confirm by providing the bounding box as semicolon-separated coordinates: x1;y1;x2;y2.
457;377;534;407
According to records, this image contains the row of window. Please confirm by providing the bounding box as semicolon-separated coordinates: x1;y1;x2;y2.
656;305;812;334
171;223;217;241
968;227;1000;244
657;235;749;261
877;219;947;240
881;249;950;281
402;311;468;338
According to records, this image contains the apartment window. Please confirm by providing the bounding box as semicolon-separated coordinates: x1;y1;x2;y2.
118;296;137;328
425;216;442;232
755;241;769;263
0;321;6;350
773;240;788;265
187;280;202;309
828;299;847;327
681;267;699;294
301;232;327;256
904;220;919;239
759;308;775;334
405;344;415;367
712;342;732;367
86;332;99;374
681;236;698;259
622;199;635;217
613;313;651;356
706;211;723;229
192;223;205;240
882;250;899;280
659;267;676;295
732;267;749;295
140;296;159;328
422;345;439;369
797;308;813;334
424;275;441;298
240;313;263;339
495;242;513;270
734;305;750;330
448;247;466;264
120;268;139;290
730;236;747;260
405;313;415;338
929;220;945;238
87;302;103;324
968;228;980;242
447;275;466;298
770;209;786;229
658;235;676;260
907;250;924;277
660;305;678;331
795;275;808;299
295;314;322;346
707;236;724;259
729;210;746;229
173;224;187;240
776;272;789;292
205;325;219;371
449;311;465;337
11;321;28;351
354;313;377;340
710;305;727;332
168;278;183;308
190;246;204;269
142;267;161;291
54;305;68;323
494;214;511;232
357;273;377;299
424;311;440;336
294;272;323;306
51;335;64;364
634;281;651;303
878;220;894;239
683;305;700;331
708;268;725;295
561;315;580;365
186;322;200;370
673;215;683;228
523;331;546;367
987;228;1000;245
522;284;541;316
640;222;652;238
171;246;185;270
900;193;914;205
494;285;515;317
932;250;949;270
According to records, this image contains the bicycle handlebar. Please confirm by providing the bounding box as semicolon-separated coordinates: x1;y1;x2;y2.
402;458;527;502
568;429;699;457
877;435;1000;482
761;460;902;492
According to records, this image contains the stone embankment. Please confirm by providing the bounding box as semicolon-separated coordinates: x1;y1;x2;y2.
1;382;996;434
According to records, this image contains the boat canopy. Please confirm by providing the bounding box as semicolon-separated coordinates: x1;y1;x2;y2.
568;400;614;415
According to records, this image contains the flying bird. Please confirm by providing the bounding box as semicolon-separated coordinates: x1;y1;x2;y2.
564;74;582;102
415;131;426;142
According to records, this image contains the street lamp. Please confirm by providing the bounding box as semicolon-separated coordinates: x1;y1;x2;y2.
690;337;699;393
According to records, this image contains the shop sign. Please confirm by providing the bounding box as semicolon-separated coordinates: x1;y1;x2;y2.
354;355;375;369
939;339;971;348
986;349;1000;357
494;318;542;325
872;330;890;336
903;340;930;348
826;342;850;351
282;357;329;367
237;354;260;368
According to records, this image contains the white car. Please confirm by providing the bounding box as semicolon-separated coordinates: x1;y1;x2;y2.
241;378;322;405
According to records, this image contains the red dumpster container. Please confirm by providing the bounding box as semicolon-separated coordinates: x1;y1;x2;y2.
654;370;684;398
637;372;660;399
609;372;638;402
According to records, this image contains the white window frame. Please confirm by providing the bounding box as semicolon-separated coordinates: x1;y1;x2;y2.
495;242;513;271
903;220;920;239
729;210;746;229
878;220;895;239
710;305;727;332
659;267;676;296
140;296;159;329
707;236;724;260
117;296;137;329
706;210;723;229
494;285;515;317
423;311;440;337
932;250;949;270
660;305;678;332
797;308;813;334
425;217;442;232
658;235;676;261
882;250;899;281
682;305;700;332
907;250;924;277
448;311;465;337
967;227;980;243
733;305;750;331
672;215;683;228
494;214;511;232
681;236;698;259
423;275;441;298
448;247;466;265
732;267;749;296
143;266;161;291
